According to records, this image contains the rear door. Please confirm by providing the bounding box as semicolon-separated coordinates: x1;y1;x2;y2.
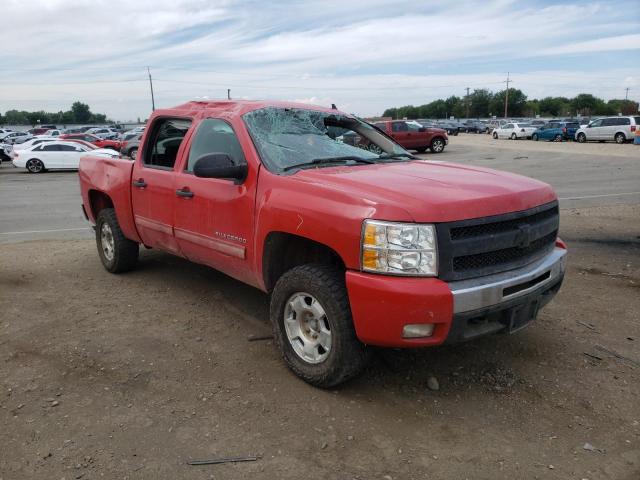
131;117;192;254
172;118;257;285
390;121;412;148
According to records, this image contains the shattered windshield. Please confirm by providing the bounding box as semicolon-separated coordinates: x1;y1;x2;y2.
242;107;409;172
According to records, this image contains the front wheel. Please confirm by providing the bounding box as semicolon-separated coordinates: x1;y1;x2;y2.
553;134;562;142
493;132;498;139
615;133;626;144
270;264;371;388
95;208;139;273
128;147;138;160
510;133;517;140
577;133;586;143
430;137;445;153
532;133;539;141
26;158;45;173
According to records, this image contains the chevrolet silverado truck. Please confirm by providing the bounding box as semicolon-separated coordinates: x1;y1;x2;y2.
373;120;448;153
79;100;567;387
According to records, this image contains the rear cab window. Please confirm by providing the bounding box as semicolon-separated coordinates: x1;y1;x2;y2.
143;118;192;170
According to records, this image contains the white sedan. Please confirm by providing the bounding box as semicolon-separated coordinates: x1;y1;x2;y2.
7;137;57;158
12;140;119;173
492;122;537;140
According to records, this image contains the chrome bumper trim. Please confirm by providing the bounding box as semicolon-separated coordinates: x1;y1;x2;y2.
449;248;566;314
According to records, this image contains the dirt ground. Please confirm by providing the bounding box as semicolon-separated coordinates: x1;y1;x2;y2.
1;204;639;480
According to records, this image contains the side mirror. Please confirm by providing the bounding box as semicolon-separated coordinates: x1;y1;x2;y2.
193;153;247;183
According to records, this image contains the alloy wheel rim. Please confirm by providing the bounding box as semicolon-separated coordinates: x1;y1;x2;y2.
28;160;42;172
284;292;331;364
433;140;444;152
100;223;115;262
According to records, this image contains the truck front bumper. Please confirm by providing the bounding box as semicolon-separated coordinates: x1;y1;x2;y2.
346;247;566;347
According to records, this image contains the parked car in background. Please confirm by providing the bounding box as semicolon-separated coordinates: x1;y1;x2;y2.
60;133;122;150
12;140;119;173
532;121;580;142
530;120;547;128
120;134;142;159
6;137;57;159
492;122;537;140
42;129;62;137
463;120;487;133
575;116;639;144
375;120;448;153
0;131;33;144
435;121;459;136
86;127;119;140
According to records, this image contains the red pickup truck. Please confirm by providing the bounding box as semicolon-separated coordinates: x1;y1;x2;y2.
79;100;566;387
374;120;448;153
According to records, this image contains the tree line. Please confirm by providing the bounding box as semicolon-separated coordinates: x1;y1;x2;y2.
0;101;111;125
382;89;639;120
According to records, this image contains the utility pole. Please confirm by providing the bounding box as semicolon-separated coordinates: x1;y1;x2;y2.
625;87;630;100
503;72;511;118
465;87;470;118
227;89;231;100
147;67;155;111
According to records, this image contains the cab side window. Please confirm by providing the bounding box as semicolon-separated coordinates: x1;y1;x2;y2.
144;118;192;169
392;122;408;132
186;119;246;172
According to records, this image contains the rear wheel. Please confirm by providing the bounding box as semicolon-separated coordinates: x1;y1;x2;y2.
270;264;371;388
577;133;586;143
128;147;138;159
430;137;445;153
95;208;139;273
26;158;45;173
614;132;626;144
493;132;498;139
532;133;539;141
510;133;517;140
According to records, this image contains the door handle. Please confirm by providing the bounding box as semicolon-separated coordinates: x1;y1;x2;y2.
133;179;147;188
176;188;194;198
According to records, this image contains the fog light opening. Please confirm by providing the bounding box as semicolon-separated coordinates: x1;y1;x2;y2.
402;324;435;339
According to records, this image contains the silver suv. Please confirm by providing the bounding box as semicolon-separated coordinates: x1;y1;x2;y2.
575;116;640;144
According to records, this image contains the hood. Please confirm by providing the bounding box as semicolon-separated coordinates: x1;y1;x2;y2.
293;160;556;223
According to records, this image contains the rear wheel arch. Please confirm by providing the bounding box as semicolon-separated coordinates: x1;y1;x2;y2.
262;232;346;292
88;190;114;219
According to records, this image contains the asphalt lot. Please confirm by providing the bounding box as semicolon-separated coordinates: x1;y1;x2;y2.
1;137;639;479
1;135;638;244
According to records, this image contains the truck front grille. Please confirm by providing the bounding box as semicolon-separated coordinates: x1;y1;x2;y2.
436;201;559;281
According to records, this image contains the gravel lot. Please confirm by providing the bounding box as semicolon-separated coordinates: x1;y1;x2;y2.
1;138;639;479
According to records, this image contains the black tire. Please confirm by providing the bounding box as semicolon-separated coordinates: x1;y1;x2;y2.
95;208;139;273
614;132;626;144
510;133;517;140
26;158;45;173
415;147;427;153
270;264;371;388
128;147;138;160
553;134;562;142
492;132;498;139
430;137;445;153
532;133;539;141
577;133;586;143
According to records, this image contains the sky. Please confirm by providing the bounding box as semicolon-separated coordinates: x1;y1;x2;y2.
1;0;639;121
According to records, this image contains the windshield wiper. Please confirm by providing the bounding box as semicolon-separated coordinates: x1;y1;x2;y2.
282;156;377;172
377;153;417;161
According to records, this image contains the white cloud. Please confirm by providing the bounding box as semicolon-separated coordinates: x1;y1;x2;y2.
0;0;638;121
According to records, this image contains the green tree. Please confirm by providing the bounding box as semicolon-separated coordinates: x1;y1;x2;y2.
491;88;527;117
71;101;92;123
469;89;493;118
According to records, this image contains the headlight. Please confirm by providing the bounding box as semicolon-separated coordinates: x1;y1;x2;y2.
361;220;437;276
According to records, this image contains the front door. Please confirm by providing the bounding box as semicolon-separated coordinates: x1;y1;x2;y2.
131;117;192;254
172;118;257;285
